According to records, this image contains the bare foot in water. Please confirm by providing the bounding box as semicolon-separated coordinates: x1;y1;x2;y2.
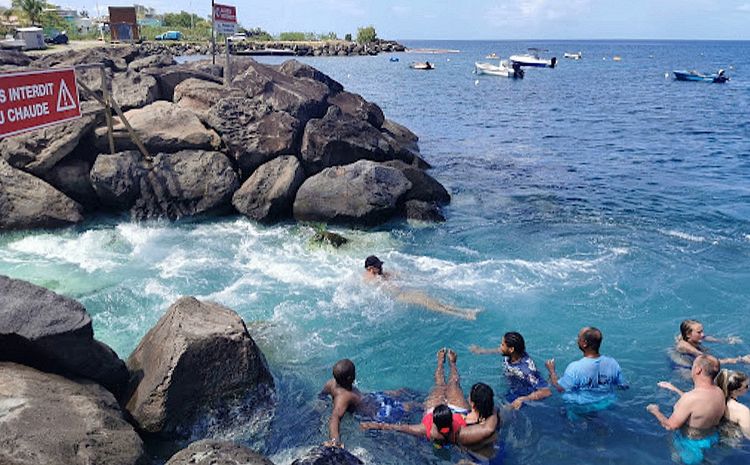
447;348;457;364
437;348;446;364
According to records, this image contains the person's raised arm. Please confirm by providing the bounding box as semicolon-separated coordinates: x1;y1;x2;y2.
469;344;502;355
511;387;552;409
657;381;685;396
325;394;351;447
360;421;426;438
647;396;692;431
545;359;565;393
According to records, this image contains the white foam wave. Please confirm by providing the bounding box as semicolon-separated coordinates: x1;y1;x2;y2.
7;230;123;272
745;234;750;242
196;276;261;308
659;229;707;243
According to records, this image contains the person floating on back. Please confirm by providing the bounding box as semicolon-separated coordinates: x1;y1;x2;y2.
470;331;551;409
647;355;725;465
363;255;480;320
671;319;750;371
545;326;628;419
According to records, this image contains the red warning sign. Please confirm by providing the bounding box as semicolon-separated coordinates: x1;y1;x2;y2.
0;68;81;138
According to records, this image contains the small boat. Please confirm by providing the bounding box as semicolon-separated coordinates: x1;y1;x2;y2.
474;60;524;78
410;61;434;70
509;48;556;68
613;55;622;62
564;51;582;60
485;52;499;59
389;57;399;62
673;69;729;83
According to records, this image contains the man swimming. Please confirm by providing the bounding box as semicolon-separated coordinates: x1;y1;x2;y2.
545;327;628;417
647;355;725;465
363;255;479;320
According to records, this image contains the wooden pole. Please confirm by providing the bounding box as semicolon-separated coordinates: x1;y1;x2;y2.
100;67;115;155
211;0;216;65
225;36;231;86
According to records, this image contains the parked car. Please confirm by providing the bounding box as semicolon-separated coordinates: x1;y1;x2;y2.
155;31;182;41
227;33;247;42
44;31;69;45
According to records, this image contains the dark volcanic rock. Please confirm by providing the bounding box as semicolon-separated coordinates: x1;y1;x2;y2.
232;155;305;222
404;199;445;222
145;64;223;101
291;446;362;465
0;363;148;465
293;160;411;225
125;297;274;439
277;59;344;93
381;119;422;159
165;440;274;465
207;97;301;177
112;70;161;110
328;91;385;128
0;275;128;397
0;49;32;67
383;160;450;204
41;156;99;210
0;159;84;230
91;150;239;220
128;53;177;72
174;78;244;123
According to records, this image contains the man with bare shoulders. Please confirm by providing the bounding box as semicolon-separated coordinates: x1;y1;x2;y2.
647;355;725;465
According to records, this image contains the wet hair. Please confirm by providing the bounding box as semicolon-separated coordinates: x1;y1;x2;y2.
432;404;454;438
680;320;701;341
581;327;602;352
503;332;527;356
695;354;720;379
716;369;749;400
332;359;356;390
470;382;495;420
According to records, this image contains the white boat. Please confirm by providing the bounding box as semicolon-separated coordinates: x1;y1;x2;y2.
485;52;499;59
474;60;524;78
509;48;557;68
564;51;582;60
409;61;434;70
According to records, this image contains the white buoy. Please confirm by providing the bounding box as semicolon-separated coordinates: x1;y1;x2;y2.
664;72;669;79
475;79;479;86
447;58;450;62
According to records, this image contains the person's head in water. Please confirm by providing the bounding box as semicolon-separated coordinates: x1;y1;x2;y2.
332;359;356;390
432;404;454;440
680;319;704;344
693;354;720;381
716;369;749;401
577;327;602;354
470;382;495;419
501;332;527;358
364;255;384;276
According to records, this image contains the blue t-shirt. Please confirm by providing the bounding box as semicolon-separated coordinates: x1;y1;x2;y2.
558;355;628;404
504;354;549;402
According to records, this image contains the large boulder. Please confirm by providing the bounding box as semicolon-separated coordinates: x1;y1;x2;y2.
381;119;421;158
94;101;221;153
232;155;305;222
403;200;445;222
382;160;450;204
31;46;138;72
0;50;32;67
293;160;412;225
145;64;223;101
90;150;239;220
0;108;98;175
125;297;274;439
112;70;161;111
0;363;148;465
128;53;177;72
174;78;244;123
207;97;301;177
299;106;409;175
41;156;99;210
0;159;84;230
166;440;274;465
0;276;128;397
277;59;344;94
328;91;384;129
290;446;362;465
232;60;330;124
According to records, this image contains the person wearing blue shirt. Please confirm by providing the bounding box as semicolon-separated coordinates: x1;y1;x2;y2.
545;327;628;417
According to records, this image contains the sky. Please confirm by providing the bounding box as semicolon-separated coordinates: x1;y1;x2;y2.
2;0;750;40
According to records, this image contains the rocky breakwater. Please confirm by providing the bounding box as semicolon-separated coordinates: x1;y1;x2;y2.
139;38;406;57
0;275;294;464
0;46;449;231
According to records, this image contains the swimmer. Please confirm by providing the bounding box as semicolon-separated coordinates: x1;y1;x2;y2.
716;369;750;439
363;255;480;320
673;320;750;368
361;348;500;450
470;331;551;409
647;355;725;465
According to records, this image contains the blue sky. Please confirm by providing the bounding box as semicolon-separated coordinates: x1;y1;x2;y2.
2;0;750;40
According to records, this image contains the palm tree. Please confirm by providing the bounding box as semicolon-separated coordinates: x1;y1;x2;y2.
12;0;45;26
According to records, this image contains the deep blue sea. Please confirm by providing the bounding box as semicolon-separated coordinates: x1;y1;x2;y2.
2;40;750;464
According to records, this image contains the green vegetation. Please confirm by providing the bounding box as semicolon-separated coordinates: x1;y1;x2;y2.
140;24;212;42
356;25;377;43
12;0;44;26
162;11;208;29
344;33;352;41
239;27;273;41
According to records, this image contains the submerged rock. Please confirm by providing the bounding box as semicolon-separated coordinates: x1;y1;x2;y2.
165;440;275;465
125;297;274;439
311;230;349;248
291;446;362;465
0;362;148;465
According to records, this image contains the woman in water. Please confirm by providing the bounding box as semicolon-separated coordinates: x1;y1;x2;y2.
672;320;750;369
360;348;499;449
716;369;750;439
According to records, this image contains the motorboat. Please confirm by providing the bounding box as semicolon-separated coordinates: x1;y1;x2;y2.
613;55;622;62
474;60;524;78
673;69;728;83
564;51;582;60
485;52;499;59
509;48;556;68
410;61;434;70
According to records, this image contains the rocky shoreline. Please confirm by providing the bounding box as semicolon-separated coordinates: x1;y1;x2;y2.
0;44;449;232
0;275;362;465
139;38;407;57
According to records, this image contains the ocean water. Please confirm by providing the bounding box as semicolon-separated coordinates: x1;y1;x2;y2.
2;40;750;464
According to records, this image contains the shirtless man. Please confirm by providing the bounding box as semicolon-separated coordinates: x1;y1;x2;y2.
320;359;363;448
647;355;725;465
363;255;479;320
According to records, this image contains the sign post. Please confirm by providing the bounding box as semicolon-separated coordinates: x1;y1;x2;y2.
0;68;81;138
212;2;237;70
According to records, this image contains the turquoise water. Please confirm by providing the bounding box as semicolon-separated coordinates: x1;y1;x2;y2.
2;40;750;464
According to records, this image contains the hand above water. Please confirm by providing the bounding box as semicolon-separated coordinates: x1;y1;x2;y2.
545;359;556;372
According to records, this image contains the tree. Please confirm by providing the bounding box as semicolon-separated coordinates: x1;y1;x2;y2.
344;33;352;42
12;0;44;26
356;25;377;44
163;11;206;29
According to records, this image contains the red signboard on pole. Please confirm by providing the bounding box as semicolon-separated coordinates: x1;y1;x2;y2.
0;68;81;138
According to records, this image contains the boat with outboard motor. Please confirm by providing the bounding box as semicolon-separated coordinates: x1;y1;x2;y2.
410;61;434;70
509;48;557;68
673;69;728;83
474;59;524;78
564;51;582;60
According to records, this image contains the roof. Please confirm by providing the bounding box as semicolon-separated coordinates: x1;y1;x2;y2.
16;27;44;32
